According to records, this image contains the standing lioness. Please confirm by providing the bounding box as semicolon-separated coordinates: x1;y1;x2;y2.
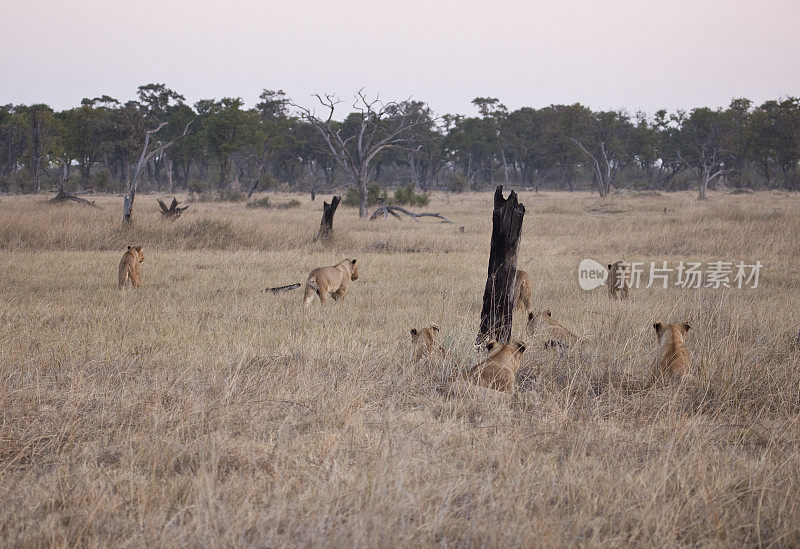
303;258;359;307
118;245;144;289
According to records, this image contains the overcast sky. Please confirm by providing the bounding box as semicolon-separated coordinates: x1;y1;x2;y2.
1;0;798;117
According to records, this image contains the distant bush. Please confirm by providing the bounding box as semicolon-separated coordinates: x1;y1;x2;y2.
343;184;387;207
198;189;247;203
246;196;271;208
275;199;301;209
246;197;301;209
448;177;467;193
393;184;430;207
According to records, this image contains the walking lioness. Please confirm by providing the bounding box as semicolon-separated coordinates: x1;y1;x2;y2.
118;246;144;289
303;259;359;307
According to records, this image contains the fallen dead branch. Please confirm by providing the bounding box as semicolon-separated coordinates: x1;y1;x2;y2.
370;205;452;223
49;188;99;208
265;283;301;293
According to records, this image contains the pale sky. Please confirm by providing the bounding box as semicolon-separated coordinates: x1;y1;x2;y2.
1;0;798;116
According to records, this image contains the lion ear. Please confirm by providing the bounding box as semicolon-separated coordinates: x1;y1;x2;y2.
410;328;417;336
528;311;534;321
681;322;691;333
485;339;498;352
430;324;439;332
351;259;357;265
517;341;527;354
128;245;132;249
544;310;551;317
653;322;662;333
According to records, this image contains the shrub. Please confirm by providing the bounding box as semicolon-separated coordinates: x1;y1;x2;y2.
246;197;301;209
246;196;271;209
275;199;301;209
448;177;467;193
343;183;387;207
393;184;430;207
198;189;247;203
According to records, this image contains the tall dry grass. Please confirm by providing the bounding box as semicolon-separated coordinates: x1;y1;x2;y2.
1;190;799;546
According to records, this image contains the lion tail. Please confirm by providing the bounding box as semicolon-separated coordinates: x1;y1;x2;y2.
118;260;128;289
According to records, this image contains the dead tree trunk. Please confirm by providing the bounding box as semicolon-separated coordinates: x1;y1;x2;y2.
157;197;189;219
477;185;526;345
314;195;341;242
123;121;191;222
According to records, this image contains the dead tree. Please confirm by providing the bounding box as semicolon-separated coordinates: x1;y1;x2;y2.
123;121;190;222
314;195;341;242
49;170;99;207
370;205;452;223
157;197;190;219
292;91;428;218
476;186;526;345
247;179;260;198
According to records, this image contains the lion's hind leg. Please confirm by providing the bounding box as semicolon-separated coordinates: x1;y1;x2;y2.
130;267;141;289
303;280;318;307
118;264;129;289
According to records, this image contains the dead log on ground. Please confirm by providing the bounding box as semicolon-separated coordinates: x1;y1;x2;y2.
157;197;190;219
265;283;301;293
370;205;452;223
314;195;341;242
49;176;99;207
476;185;526;345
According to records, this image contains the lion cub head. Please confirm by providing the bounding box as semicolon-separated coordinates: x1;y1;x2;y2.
526;310;552;334
128;245;144;263
653;322;691;381
410;324;441;361
349;258;358;280
527;310;577;349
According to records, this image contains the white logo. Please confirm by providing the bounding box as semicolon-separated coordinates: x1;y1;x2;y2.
578;258;608;291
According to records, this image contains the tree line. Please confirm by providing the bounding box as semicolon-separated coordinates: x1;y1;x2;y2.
1;84;798;213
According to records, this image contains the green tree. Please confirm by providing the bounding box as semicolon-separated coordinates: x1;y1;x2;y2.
0;105;27;192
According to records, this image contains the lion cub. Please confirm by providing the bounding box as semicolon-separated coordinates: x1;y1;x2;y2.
464;339;527;393
514;269;532;311
527;310;577;348
410;324;446;361
607;261;631;300
652;322;691;382
303;258;359;307
118;245;144;289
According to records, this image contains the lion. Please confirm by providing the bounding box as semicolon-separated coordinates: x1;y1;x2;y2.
514;269;532;311
607;261;631;300
652;322;691;382
463;339;527;393
303;258;359;307
526;310;577;349
410;324;446;361
118;245;144;289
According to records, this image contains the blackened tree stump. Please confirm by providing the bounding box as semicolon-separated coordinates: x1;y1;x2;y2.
477;185;526;345
314;195;341;243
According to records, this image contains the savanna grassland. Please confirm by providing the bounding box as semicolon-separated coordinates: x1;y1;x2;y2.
1;190;800;547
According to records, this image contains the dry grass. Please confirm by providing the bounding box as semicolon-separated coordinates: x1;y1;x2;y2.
1;190;800;546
